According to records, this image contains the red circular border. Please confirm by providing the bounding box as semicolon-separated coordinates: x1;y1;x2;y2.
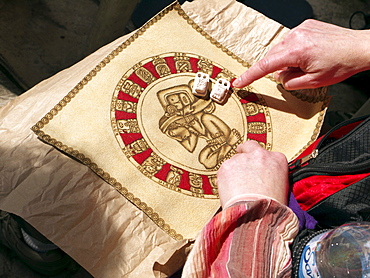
113;53;270;197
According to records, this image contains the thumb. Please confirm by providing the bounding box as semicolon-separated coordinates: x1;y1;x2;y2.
277;69;321;90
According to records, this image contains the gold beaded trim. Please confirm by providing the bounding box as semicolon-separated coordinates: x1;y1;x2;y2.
286;87;329;104
31;1;327;240
290;97;330;160
175;5;251;68
32;2;193;241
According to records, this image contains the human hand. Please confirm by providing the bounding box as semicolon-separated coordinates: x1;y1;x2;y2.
233;19;370;90
217;140;289;208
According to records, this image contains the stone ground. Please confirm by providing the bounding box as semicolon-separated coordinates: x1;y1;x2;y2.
0;245;92;278
0;0;369;277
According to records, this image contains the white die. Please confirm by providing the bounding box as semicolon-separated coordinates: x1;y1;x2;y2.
192;72;210;97
210;78;230;103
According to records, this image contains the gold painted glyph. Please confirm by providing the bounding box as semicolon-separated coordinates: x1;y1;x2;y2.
32;2;327;240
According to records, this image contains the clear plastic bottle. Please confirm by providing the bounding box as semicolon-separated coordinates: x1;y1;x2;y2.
298;222;370;278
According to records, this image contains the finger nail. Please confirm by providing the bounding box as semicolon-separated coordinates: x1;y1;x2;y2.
274;72;282;84
233;78;241;87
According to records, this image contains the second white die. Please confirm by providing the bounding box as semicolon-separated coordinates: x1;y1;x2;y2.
210;78;230;103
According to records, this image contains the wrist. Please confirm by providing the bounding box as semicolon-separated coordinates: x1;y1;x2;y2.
352;29;370;72
223;193;282;209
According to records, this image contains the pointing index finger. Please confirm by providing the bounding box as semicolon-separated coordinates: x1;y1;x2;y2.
233;52;298;88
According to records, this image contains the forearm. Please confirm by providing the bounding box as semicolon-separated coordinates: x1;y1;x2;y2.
182;196;299;278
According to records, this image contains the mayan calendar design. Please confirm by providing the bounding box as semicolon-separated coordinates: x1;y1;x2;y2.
32;2;327;240
112;52;271;199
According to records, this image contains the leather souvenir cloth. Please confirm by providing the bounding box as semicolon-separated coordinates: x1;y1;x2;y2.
32;1;327;241
0;1;328;277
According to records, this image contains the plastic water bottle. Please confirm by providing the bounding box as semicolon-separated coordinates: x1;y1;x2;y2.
298;222;370;277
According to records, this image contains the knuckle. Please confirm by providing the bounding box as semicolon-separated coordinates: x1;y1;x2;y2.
303;19;316;25
272;152;288;164
289;28;307;41
254;147;268;159
219;156;235;171
256;58;271;73
308;79;322;88
238;140;263;154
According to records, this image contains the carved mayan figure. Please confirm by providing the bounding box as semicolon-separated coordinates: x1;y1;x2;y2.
157;81;241;170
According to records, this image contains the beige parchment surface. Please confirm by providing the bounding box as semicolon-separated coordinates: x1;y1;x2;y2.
0;0;327;277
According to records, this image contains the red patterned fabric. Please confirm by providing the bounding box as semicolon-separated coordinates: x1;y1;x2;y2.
292;173;370;211
182;197;299;277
